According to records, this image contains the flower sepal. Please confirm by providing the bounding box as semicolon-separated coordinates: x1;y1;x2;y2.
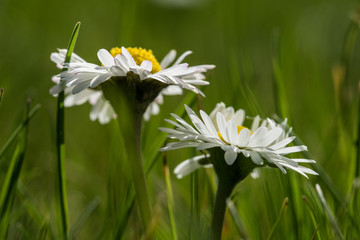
101;73;168;116
208;147;257;186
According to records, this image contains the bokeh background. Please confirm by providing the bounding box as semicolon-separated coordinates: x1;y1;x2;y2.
1;0;360;239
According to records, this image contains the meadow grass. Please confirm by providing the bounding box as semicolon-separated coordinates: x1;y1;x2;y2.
0;0;360;239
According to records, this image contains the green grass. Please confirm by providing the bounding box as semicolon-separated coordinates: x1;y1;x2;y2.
1;0;360;239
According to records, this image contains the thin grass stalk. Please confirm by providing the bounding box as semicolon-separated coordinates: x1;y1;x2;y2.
162;152;178;240
271;30;290;121
192;170;199;224
315;184;344;240
271;31;302;238
0;88;3;106
55;22;80;240
17;182;50;237
226;199;249;240
0;101;33;237
69;197;100;240
302;195;322;240
355;81;360;178
267;197;289;240
0;104;40;161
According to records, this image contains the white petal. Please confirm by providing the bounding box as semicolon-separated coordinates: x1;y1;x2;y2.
121;47;137;67
226;121;238;145
250;152;264;165
174;154;212;178
236;128;251;147
224;150;237;165
200;110;219;139
174;50;192;65
185;105;210;136
72;81;90;94
248;127;268;147
256;127;283;147
275;145;307;155
90;74;111;88
292;158;316;163
251;115;261;132
159;142;200;151
270;136;296;150
160;49;176;69
217;112;229;143
196;143;220;150
140;60;153;72
110;66;126;76
97;49;114;67
234;109;245;126
170;113;197;132
161;85;183;95
50;84;64;95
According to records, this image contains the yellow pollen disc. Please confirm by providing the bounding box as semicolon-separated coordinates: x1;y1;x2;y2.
110;47;162;74
217;126;253;143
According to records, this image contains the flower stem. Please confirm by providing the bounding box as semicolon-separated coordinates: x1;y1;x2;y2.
101;80;153;238
211;179;235;240
208;148;256;240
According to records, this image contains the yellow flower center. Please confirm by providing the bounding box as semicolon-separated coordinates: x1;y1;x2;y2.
110;47;162;74
217;126;253;143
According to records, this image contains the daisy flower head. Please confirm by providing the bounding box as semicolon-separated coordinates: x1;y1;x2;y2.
50;47;215;119
159;103;318;181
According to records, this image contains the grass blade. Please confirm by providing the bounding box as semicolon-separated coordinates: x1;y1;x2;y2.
302;195;322;240
162;152;178;240
355;82;360;178
69;197;100;240
0;88;3;106
226;199;249;240
16;181;53;239
315;184;344;240
0;102;34;237
55;22;81;240
0;104;40;161
271;30;290;120
267;197;289;240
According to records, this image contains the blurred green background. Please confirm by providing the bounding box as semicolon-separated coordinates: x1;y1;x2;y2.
1;0;360;239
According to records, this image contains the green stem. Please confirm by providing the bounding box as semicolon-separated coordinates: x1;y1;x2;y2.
208;148;256;240
101;80;153;237
56;90;69;239
211;179;234;240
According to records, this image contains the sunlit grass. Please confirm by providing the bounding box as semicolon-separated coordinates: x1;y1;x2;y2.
0;0;360;239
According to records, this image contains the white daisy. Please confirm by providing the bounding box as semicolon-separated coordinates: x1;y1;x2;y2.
50;47;214;122
159;103;318;179
50;47;214;96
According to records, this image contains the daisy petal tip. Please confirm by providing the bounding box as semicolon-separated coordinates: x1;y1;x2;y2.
224;151;237;165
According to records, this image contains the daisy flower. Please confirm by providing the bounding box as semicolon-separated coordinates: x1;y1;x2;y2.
50;47;214;122
160;103;318;179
